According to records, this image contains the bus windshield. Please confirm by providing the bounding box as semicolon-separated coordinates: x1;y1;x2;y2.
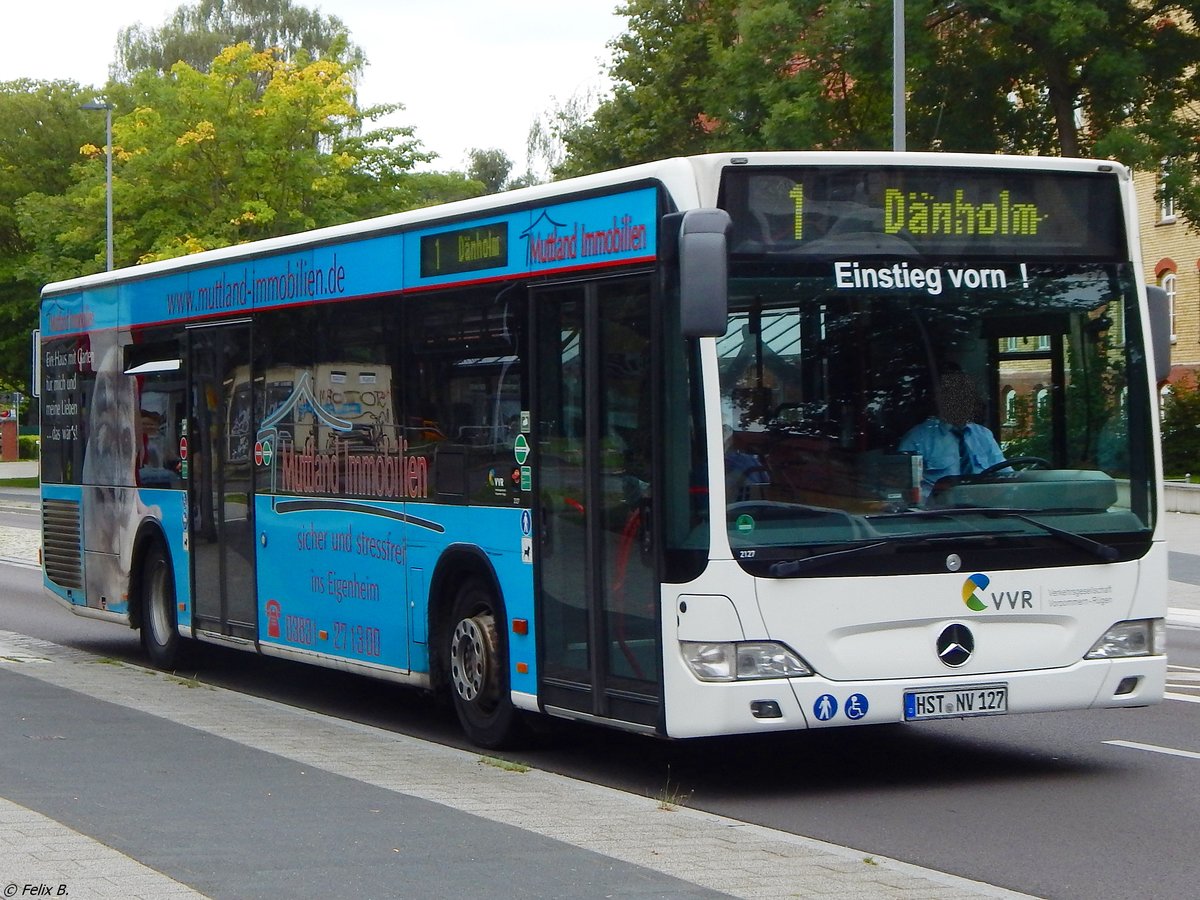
714;167;1154;574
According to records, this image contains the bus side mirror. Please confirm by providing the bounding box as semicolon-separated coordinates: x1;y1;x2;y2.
678;208;731;337
1146;285;1172;383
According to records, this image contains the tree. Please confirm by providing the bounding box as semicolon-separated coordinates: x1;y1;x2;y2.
522;87;603;185
113;0;364;80
0;79;104;393
558;0;739;177
465;148;513;193
1161;374;1200;476
384;171;490;210
929;1;1200;223
565;0;1200;226
16;44;432;279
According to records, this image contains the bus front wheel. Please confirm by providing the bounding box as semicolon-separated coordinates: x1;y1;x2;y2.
447;578;523;748
140;541;186;669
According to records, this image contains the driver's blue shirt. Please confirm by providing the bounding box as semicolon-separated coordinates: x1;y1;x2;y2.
898;417;1006;501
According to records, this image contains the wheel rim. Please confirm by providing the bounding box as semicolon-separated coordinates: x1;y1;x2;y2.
146;560;171;647
450;613;497;706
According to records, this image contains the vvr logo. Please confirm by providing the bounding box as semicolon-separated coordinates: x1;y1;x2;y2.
962;573;990;611
962;573;1034;612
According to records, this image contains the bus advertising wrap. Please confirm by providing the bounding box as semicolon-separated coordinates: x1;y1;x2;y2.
41;188;659;337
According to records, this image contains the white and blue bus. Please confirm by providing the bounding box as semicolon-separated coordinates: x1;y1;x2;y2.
39;152;1169;747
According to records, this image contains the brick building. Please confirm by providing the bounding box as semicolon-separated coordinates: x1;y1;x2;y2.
1134;168;1200;390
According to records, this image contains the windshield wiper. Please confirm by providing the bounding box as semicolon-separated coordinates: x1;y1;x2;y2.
768;507;1121;576
978;508;1120;562
870;507;1120;563
769;541;891;576
766;527;1016;576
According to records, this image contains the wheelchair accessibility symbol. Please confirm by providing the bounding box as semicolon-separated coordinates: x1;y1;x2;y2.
845;693;869;720
813;693;869;722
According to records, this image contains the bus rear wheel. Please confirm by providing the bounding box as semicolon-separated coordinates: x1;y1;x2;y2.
447;578;523;748
140;541;186;669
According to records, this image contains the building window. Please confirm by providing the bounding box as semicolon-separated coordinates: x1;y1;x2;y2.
1161;272;1177;343
1159;160;1177;224
1003;335;1050;353
1003;388;1017;425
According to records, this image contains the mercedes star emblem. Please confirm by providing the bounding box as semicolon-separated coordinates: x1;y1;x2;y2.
937;623;974;667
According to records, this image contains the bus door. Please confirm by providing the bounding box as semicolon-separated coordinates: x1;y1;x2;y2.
987;315;1068;465
187;321;258;641
532;277;661;729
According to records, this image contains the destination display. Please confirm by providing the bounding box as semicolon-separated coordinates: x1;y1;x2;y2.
420;222;508;277
404;187;658;289
720;166;1126;259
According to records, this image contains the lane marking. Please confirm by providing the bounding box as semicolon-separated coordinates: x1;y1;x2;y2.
1104;739;1200;760
1165;692;1200;704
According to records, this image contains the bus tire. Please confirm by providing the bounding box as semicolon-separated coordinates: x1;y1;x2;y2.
139;540;186;669
447;577;523;748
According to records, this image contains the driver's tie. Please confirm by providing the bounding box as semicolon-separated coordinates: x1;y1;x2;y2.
952;427;970;475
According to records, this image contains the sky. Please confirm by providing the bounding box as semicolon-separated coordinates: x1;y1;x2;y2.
1;1;623;172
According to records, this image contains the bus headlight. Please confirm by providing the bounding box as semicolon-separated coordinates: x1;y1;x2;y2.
681;641;813;681
1085;619;1166;659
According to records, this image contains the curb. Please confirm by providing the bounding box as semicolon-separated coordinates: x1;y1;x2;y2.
1168;607;1200;629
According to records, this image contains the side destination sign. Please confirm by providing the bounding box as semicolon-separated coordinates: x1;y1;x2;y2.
41;187;659;337
404;187;658;289
420;222;508;278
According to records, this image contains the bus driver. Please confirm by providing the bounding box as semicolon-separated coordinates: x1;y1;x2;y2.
898;369;1007;503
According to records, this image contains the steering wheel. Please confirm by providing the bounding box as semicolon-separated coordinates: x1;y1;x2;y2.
978;456;1051;476
729;465;770;501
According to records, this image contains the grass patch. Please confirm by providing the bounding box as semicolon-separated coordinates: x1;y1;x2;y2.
166;673;210;689
478;755;530;773
654;767;691;811
0;477;38;489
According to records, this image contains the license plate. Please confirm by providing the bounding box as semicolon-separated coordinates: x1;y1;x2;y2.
904;684;1008;721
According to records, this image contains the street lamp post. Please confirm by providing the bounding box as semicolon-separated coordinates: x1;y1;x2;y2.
80;100;114;271
893;0;905;152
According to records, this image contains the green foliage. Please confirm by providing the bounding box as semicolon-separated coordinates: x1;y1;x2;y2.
523;88;602;185
18;434;39;461
466;148;513;194
1161;374;1200;476
559;0;740;177
380;171;488;213
114;0;364;79
16;44;434;274
0;79;104;392
565;0;1200;227
2;8;495;397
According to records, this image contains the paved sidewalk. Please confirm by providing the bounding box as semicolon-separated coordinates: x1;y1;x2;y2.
0;631;1031;900
1161;511;1200;627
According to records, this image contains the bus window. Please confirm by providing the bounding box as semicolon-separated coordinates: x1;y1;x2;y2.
403;287;526;506
124;338;185;490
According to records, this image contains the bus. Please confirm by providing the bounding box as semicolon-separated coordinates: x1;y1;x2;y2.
38;152;1169;748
